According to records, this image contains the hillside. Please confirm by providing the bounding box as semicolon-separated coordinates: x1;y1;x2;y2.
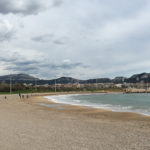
0;72;150;85
0;73;39;81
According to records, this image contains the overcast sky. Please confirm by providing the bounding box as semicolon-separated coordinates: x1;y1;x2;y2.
0;0;150;79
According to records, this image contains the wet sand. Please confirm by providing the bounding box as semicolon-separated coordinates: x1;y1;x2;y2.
0;93;150;150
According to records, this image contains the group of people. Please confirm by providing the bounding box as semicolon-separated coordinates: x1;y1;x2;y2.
19;93;30;99
3;93;30;100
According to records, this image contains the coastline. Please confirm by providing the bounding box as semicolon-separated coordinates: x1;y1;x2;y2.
44;92;150;119
30;92;150;121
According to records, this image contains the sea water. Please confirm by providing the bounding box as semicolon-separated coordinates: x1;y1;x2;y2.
45;93;150;116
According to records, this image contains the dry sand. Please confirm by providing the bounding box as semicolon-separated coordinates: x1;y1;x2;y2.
0;93;150;150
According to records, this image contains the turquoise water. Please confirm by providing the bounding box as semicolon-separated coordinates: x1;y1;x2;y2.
45;93;150;116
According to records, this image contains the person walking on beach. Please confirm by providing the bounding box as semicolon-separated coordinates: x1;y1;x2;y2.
26;95;29;99
19;93;21;99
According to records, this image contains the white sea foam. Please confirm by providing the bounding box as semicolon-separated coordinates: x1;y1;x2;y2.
45;94;150;116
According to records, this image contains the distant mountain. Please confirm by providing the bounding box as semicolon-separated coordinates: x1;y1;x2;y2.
0;73;39;81
125;73;150;83
84;78;111;84
38;77;82;85
48;73;150;84
0;72;150;85
112;77;127;83
56;77;80;84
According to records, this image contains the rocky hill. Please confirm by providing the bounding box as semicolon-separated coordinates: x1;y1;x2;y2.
125;73;150;83
0;73;39;81
0;72;150;85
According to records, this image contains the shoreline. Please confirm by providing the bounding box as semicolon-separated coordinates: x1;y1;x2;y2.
44;92;150;118
5;91;149;118
28;92;150;121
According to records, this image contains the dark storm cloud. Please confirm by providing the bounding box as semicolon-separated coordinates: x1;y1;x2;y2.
0;0;44;15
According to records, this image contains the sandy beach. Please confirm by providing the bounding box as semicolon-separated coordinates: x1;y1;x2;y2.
0;93;150;150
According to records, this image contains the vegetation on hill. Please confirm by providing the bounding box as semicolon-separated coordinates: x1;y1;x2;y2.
0;72;150;85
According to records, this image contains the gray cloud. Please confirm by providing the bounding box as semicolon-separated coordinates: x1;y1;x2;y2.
0;31;14;41
53;40;64;45
6;61;87;78
48;62;83;70
6;65;37;72
0;20;15;41
13;60;38;66
52;0;63;7
5;61;41;75
0;50;88;78
31;34;65;45
0;0;44;15
0;0;150;79
31;34;53;42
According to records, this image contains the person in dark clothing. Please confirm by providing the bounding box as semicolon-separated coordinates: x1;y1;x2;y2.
26;95;29;99
19;93;21;99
